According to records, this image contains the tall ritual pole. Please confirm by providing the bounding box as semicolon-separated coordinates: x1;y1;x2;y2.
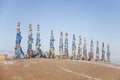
36;24;42;57
78;35;82;59
83;38;87;60
89;39;94;60
27;24;33;58
72;34;76;60
101;42;105;61
49;30;55;58
59;32;64;58
64;33;69;59
15;22;24;58
96;41;99;61
107;45;110;62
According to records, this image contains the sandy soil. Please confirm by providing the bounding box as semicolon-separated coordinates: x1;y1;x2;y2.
0;58;120;80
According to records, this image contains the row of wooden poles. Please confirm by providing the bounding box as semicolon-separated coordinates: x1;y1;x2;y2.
14;22;110;62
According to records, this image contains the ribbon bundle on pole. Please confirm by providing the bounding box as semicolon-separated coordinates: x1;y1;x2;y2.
59;32;63;56
15;22;24;59
27;24;33;58
36;24;42;56
72;34;76;60
101;42;105;61
89;39;94;60
64;33;68;58
78;35;82;59
107;45;110;62
83;38;87;60
49;30;55;58
96;41;99;61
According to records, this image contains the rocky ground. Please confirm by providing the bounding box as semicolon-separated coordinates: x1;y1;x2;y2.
0;58;120;80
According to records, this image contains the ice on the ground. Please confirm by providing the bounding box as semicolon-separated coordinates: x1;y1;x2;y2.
60;66;102;80
0;61;14;65
12;76;23;80
24;64;29;67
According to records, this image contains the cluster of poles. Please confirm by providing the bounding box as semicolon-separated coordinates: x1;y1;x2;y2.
14;22;110;62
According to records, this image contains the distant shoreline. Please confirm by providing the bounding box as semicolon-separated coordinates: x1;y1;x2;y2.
0;51;120;64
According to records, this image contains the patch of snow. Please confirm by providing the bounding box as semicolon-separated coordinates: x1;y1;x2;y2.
106;65;120;70
24;64;29;67
75;60;120;70
60;66;102;80
31;61;37;64
12;76;23;80
0;61;14;65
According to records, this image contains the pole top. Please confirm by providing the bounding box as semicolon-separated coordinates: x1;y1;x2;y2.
17;22;20;27
102;42;104;47
29;24;32;28
66;33;68;36
60;32;63;36
51;30;53;35
37;24;40;27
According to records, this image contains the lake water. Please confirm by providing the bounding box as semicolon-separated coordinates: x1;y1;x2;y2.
111;58;120;64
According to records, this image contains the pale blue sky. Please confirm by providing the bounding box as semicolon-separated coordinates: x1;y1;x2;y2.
0;0;120;58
